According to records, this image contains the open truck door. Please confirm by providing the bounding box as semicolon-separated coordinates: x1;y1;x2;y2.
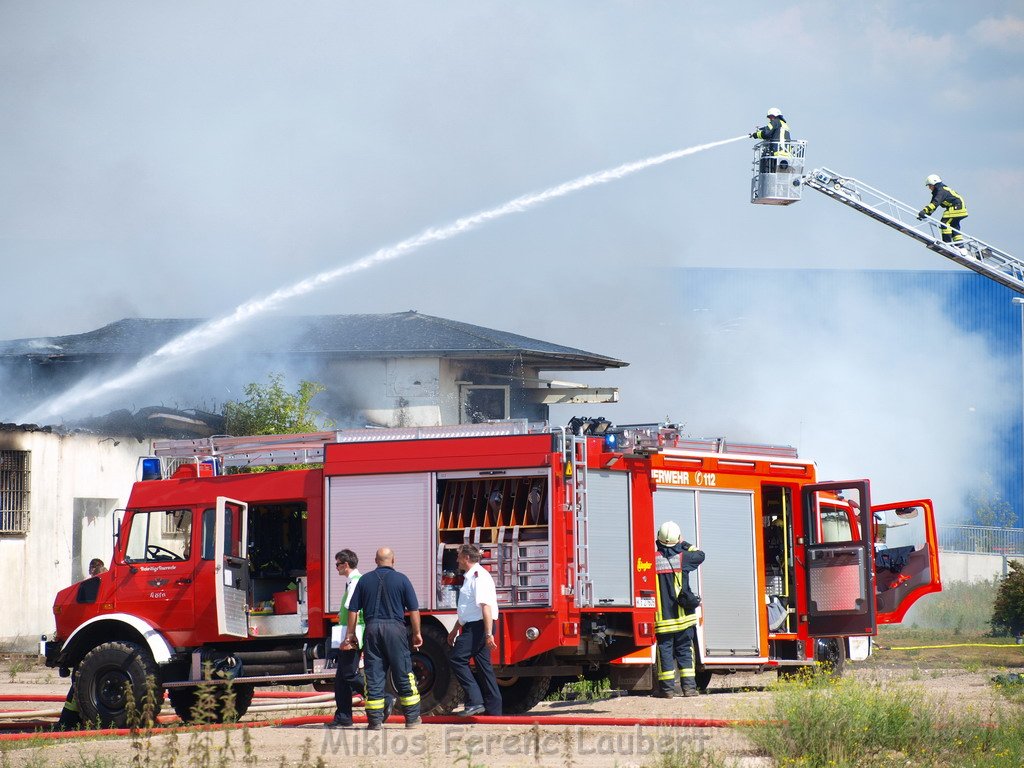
213;496;249;638
801;480;877;637
872;499;941;624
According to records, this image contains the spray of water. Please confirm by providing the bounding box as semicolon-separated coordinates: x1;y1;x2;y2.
24;135;746;423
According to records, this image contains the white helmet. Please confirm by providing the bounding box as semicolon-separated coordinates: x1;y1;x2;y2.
657;521;682;546
925;174;941;186
766;107;783;118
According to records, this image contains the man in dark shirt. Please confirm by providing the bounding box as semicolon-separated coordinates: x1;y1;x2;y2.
342;547;423;729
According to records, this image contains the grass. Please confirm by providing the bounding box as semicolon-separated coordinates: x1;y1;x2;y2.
900;579;998;634
744;675;1024;768
545;676;612;702
870;626;1024;668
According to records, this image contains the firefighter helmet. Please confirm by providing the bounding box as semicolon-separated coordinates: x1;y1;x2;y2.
925;174;941;186
657;521;682;546
766;107;783;118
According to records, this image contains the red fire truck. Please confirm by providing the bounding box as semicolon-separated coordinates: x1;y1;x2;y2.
41;420;940;726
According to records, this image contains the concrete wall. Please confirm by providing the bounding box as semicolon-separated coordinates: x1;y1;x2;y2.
0;429;152;650
938;551;1022;584
324;357;543;427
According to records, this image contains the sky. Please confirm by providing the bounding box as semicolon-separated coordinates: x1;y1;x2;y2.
2;1;1023;519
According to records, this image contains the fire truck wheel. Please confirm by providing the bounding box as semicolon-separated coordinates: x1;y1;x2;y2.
495;653;552;715
695;667;713;693
167;683;256;723
76;641;161;728
405;624;462;714
814;637;845;677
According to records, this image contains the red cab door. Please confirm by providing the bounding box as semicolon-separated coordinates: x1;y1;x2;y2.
800;480;877;637
113;508;195;632
872;499;942;624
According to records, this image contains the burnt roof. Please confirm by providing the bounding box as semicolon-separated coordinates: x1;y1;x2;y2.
0;312;627;371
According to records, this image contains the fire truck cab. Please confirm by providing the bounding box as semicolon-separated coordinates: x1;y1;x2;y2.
617;427;941;689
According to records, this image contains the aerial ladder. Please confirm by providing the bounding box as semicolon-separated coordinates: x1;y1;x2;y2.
749;140;1024;294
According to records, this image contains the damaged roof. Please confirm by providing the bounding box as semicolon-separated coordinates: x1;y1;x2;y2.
0;312;627;371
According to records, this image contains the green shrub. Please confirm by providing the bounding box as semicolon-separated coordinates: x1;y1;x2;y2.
991;559;1024;637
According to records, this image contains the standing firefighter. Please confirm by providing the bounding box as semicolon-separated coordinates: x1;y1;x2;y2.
342;547;422;729
918;174;968;247
654;521;705;697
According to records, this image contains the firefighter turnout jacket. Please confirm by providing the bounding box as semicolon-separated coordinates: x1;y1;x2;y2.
654;541;705;634
752;117;791;146
921;182;968;220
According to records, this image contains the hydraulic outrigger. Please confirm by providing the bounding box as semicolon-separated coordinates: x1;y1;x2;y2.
749;140;1024;294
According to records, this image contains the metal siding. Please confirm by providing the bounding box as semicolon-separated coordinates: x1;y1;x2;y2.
326;474;434;612
697;490;760;656
585;471;632;605
653;487;697;546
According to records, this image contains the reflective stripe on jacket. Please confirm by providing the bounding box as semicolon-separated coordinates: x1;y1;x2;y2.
923;182;968;218
754;118;791;145
654;543;705;634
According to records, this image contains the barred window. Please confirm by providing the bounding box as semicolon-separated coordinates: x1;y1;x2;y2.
0;450;31;535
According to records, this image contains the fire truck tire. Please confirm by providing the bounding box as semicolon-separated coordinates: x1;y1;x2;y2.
814;637;845;677
496;653;552;715
404;624;462;715
167;683;256;723
695;667;713;693
76;641;161;728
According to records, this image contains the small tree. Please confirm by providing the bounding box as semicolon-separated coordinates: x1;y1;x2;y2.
991;559;1024;637
966;473;1017;528
223;373;331;436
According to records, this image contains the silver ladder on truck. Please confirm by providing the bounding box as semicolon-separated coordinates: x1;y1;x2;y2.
560;430;593;608
799;167;1024;295
151;420;534;473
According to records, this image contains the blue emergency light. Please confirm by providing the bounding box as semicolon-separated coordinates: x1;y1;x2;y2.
139;457;162;481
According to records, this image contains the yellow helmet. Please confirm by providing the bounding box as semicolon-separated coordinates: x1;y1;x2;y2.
657;521;682;546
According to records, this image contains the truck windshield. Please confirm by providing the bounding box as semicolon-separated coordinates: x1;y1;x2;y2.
123;509;192;562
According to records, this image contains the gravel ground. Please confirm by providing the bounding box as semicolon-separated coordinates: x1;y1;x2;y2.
0;664;1018;767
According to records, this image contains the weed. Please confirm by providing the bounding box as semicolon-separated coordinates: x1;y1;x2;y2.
7;659;29;682
746;675;1024;768
646;747;731;767
545;676;612;701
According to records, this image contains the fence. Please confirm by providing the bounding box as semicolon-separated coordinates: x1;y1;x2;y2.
937;524;1024;556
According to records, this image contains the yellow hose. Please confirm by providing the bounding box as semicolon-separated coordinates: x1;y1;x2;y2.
883;643;1022;650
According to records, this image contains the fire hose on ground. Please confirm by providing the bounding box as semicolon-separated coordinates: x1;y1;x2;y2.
0;692;751;742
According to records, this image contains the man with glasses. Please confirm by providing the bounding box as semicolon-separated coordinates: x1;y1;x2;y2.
326;549;365;728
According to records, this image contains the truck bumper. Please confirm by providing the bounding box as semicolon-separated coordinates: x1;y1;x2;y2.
40;639;63;668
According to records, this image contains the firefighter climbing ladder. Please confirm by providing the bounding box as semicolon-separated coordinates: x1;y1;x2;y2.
800;167;1024;295
749;140;1022;294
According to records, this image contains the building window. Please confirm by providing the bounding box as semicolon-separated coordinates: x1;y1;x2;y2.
460;385;510;424
0;450;31;535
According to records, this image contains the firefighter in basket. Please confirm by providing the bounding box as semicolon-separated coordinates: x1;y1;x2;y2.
654;521;705;697
750;107;792;173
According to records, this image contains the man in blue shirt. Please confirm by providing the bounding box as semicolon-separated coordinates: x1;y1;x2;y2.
342;547;423;729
